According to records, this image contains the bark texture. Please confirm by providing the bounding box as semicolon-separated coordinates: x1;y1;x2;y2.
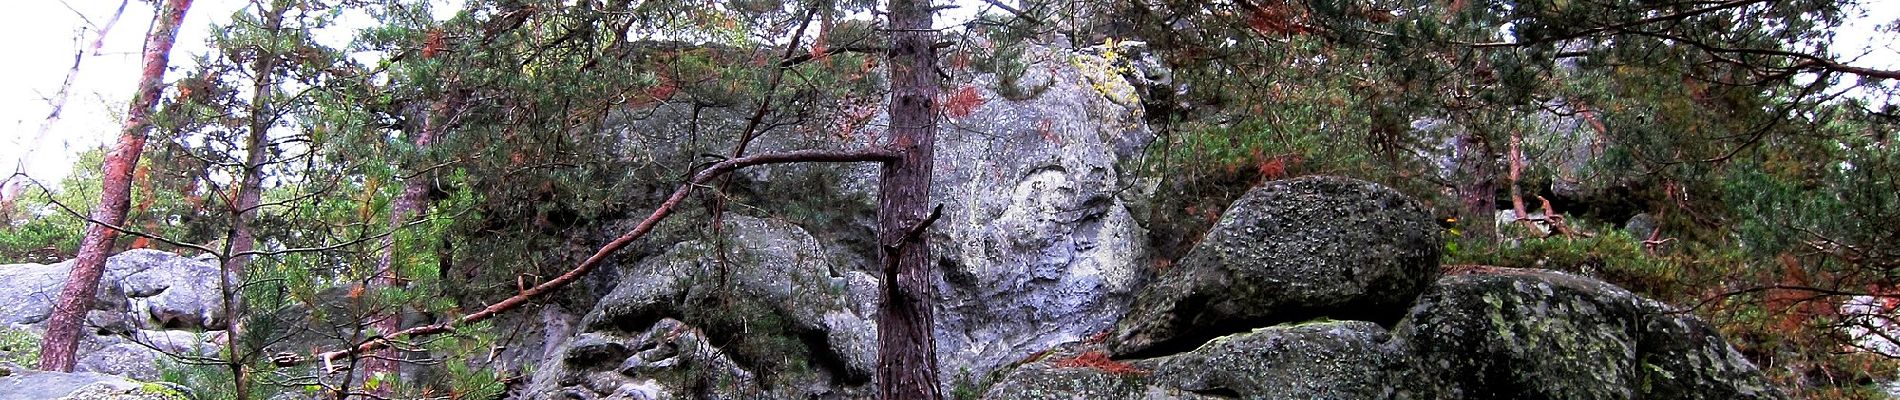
877;0;943;398
1454;130;1498;243
361;91;463;389
39;0;195;372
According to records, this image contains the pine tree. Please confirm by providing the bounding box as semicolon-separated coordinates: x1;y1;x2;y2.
39;0;195;372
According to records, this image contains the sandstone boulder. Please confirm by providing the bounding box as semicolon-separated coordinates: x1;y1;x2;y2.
1110;176;1441;357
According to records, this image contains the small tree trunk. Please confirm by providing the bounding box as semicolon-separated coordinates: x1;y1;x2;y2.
362;91;462;392
1506;130;1539;235
1454;129;1498;243
216;4;287;395
39;0;194;372
877;0;943;398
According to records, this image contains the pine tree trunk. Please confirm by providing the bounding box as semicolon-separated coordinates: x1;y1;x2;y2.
877;0;942;398
362;92;460;391
217;5;285;395
1455;130;1498;243
226;0;285;278
39;0;194;372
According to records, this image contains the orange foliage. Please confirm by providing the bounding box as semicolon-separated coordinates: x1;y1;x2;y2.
1258;157;1287;180
1765;254;1836;333
1053;351;1146;375
1245;1;1314;36
943;85;984;118
422;29;445;59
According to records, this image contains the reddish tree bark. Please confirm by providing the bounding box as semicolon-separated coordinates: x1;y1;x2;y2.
39;0;194;372
360;91;464;390
226;10;282;277
213;4;287;396
877;0;944;398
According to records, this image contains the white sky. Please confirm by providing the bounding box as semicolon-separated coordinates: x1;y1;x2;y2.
0;0;1892;187
0;0;249;187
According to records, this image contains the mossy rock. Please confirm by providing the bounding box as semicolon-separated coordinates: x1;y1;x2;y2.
1111;176;1442;357
59;381;195;400
1393;268;1783;400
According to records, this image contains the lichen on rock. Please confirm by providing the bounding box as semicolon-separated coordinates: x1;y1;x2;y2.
1110;176;1442;357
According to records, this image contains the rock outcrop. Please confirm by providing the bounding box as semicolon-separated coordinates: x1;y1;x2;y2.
985;321;1409;400
1398;267;1780;399
921;40;1155;384
981;176;1779;399
521;214;880;399
600;40;1159;386
0;250;228;381
984;268;1783;400
0;249;231;331
0;365;195;400
1110;176;1442;357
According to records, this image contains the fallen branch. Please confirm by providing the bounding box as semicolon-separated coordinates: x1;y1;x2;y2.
312;147;897;369
1537;195;1591;238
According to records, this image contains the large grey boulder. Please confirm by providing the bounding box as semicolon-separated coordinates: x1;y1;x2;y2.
109;250;230;331
1396;267;1782;399
0;250;230;332
983;321;1414;400
0;251;229;385
1142;321;1417;399
1109;176;1441;357
0;261;127;326
521;214;878;399
983;269;1784;400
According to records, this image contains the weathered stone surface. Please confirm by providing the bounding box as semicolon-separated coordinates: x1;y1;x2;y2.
1110;176;1441;357
978;342;1209;400
0;261;127;326
987;269;1782;400
0;251;230;384
0;250;230;332
74;343;161;382
923;42;1155;385
60;381;195;400
110;250;230;331
521;214;876;399
0;367;192;400
1397;268;1782;400
985;321;1414;400
1142;321;1417;399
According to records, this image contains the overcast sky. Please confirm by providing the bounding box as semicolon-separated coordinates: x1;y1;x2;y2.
1;1;1893;187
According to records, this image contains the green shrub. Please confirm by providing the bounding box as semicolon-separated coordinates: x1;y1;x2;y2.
0;326;41;366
